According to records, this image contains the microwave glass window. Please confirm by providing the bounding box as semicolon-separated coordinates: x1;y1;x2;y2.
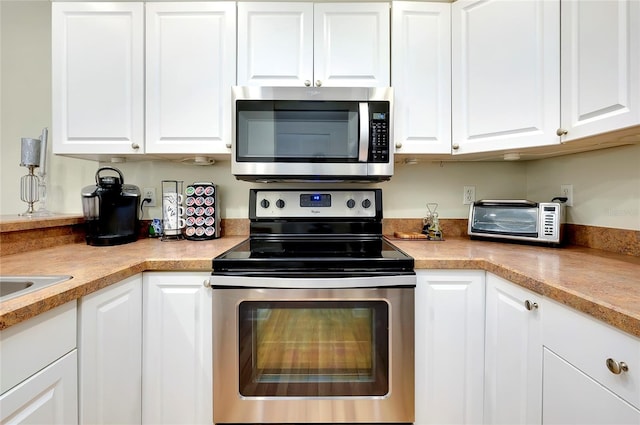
472;206;538;235
238;300;389;397
236;101;359;162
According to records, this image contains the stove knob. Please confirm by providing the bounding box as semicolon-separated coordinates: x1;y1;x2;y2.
346;199;356;209
276;199;285;209
260;199;270;209
362;199;372;209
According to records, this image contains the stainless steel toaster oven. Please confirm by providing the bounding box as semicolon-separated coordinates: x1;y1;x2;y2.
468;200;566;245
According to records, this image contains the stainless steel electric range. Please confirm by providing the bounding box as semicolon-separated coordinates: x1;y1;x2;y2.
211;188;415;424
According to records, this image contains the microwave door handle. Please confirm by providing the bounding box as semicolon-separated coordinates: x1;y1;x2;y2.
358;102;369;162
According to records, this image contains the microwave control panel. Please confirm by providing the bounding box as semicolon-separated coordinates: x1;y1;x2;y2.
369;102;390;163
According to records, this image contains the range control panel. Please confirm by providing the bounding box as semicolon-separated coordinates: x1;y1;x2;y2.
251;189;380;219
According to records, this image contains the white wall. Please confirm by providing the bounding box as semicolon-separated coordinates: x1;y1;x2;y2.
1;1;638;231
0;1;96;216
526;144;640;230
93;159;526;220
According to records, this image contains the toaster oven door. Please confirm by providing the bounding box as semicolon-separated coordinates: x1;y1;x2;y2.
470;202;539;237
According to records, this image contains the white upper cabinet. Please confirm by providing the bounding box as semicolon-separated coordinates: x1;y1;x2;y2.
559;0;640;142
237;2;313;87
451;0;560;155
237;2;390;87
53;2;236;157
52;2;144;155
145;2;236;154
392;1;451;154
313;3;390;87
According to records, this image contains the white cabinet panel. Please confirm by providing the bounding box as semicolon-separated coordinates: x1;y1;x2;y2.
543;348;640;425
484;274;542;425
237;2;389;87
78;274;142;424
392;1;451;154
52;2;144;155
237;2;313;86
452;0;560;154
0;302;76;395
560;0;640;142
314;3;390;87
415;270;484;425
142;272;212;425
145;2;236;154
0;351;78;425
543;298;640;410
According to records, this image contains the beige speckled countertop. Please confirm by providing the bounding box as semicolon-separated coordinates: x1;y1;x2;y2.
1;236;639;339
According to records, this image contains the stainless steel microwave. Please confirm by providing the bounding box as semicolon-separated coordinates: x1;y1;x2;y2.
468;200;566;245
231;86;393;182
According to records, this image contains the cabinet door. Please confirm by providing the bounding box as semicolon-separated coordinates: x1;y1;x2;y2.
392;1;451;154
415;270;485;425
314;3;390;87
78;274;142;425
237;2;313;86
142;272;212;425
452;0;560;154
0;351;78;425
52;2;144;155
484;274;542;425
560;0;640;142
543;348;640;425
145;2;236;154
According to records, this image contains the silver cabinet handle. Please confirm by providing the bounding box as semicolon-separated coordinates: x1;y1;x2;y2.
304;80;311;87
524;300;538;311
131;143;140;150
395;141;403;149
452;143;460;150
556;128;568;136
203;279;211;288
225;143;231;149
606;358;629;374
315;80;322;87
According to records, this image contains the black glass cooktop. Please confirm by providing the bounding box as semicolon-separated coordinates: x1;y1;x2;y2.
212;237;414;277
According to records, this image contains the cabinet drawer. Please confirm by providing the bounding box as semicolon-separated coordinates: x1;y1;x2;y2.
0;302;77;394
543;299;640;409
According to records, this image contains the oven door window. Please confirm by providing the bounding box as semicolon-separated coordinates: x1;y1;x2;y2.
236;101;360;162
238;300;389;397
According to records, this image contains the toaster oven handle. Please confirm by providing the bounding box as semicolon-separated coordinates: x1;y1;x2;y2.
474;200;538;207
358;102;370;162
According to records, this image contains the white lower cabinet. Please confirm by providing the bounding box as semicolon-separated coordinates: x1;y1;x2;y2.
0;302;78;424
78;274;142;424
142;272;212;425
543;348;640;425
484;273;542;425
542;298;640;424
415;270;485;425
0;351;78;424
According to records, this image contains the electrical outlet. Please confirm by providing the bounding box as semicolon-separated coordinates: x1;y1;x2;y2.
560;184;573;207
463;186;476;205
143;187;156;207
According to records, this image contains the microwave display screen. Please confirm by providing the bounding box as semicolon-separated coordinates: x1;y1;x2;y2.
236;101;359;162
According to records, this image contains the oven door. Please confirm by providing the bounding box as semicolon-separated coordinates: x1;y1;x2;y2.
212;275;414;424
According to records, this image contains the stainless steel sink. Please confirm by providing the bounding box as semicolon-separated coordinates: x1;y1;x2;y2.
0;275;73;302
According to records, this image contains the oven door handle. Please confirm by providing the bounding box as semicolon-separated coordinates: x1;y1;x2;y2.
210;274;416;289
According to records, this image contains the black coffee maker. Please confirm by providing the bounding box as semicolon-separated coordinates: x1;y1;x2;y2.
81;167;141;246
